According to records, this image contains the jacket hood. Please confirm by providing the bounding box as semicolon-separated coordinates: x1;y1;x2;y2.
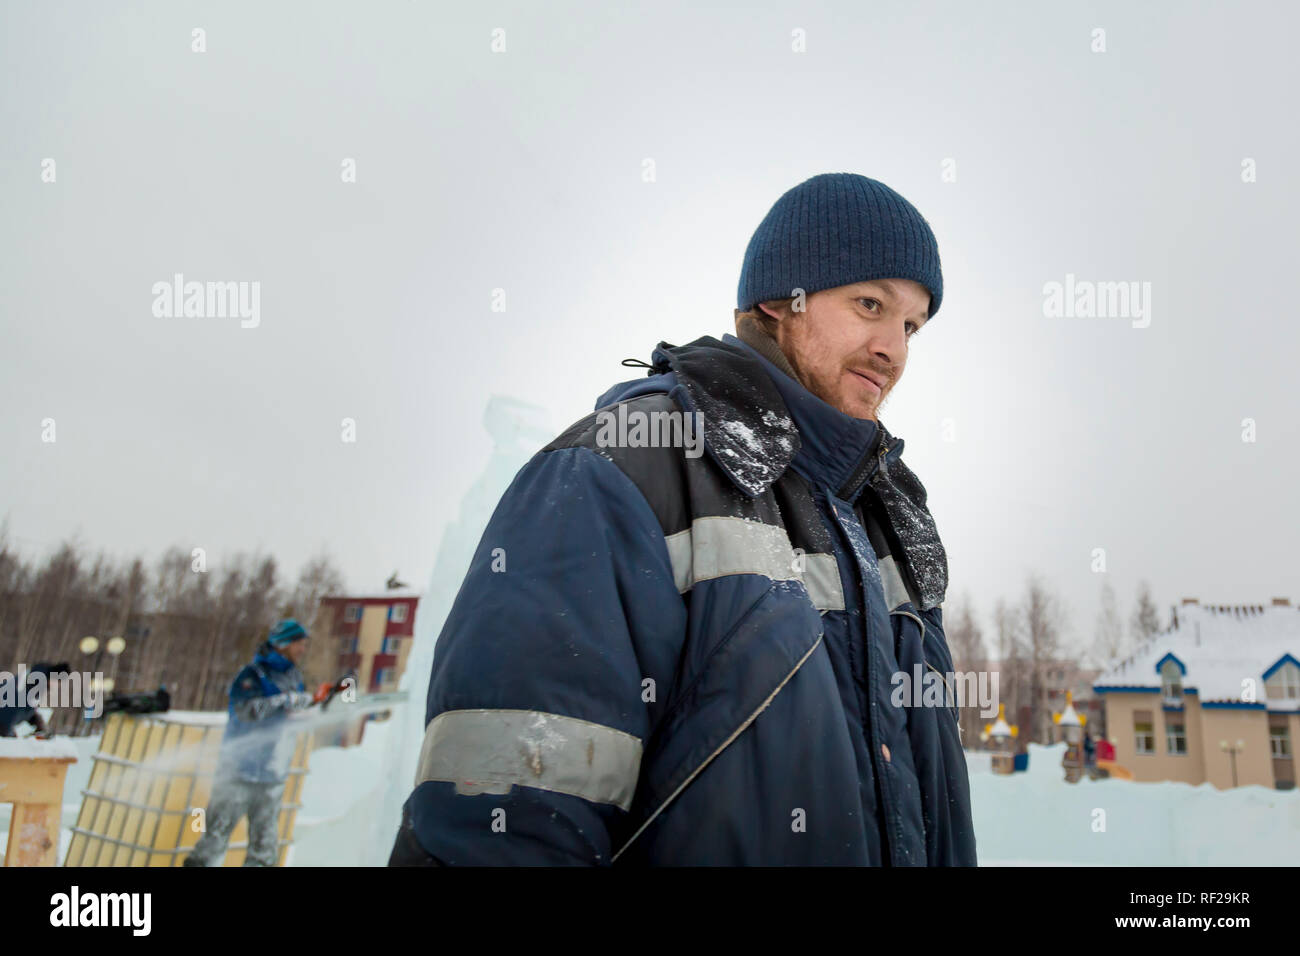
722;332;895;499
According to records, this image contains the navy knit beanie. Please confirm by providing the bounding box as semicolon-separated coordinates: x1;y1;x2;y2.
737;173;943;318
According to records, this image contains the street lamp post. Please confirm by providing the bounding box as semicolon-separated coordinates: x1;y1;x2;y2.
76;636;102;736
105;636;127;691
79;635;103;674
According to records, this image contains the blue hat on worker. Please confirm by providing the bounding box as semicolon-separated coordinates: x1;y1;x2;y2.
267;618;309;647
737;172;943;318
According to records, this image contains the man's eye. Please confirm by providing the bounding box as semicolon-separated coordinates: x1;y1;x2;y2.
858;297;880;312
906;322;920;336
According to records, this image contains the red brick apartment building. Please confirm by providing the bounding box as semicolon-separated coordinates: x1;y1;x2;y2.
314;587;421;694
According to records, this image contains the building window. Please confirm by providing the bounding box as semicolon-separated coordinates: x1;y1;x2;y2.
1166;722;1187;755
1134;711;1155;754
373;667;391;687
344;603;361;623
381;636;400;655
346;637;358;654
1160;659;1183;706
1265;663;1300;701
1271;725;1292;758
390;603;409;624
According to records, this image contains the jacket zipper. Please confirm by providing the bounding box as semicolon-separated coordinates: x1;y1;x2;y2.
837;433;890;501
835;455;917;864
610;633;825;863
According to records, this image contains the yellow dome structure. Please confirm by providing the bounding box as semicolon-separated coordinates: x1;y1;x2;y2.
982;702;1019;742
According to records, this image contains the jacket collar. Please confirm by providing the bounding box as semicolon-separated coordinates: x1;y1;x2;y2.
645;336;794;497
647;333;903;501
723;330;897;501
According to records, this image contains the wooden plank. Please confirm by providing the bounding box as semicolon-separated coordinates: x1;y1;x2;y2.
126;720;169;866
113;717;163;865
106;716;150;865
88;715;132;866
0;759;71;804
156;724;207;861
66;717;120;866
4;801;60;867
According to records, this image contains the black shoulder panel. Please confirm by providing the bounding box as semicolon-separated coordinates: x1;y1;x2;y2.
544;393;692;537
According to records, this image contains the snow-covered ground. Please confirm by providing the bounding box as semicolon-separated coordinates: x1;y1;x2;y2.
289;736;1300;866
970;741;1300;865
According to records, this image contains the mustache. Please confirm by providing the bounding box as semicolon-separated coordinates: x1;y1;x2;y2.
852;359;898;386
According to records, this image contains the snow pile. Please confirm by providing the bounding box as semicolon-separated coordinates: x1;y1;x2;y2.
0;736;80;761
288;718;397;866
970;742;1300;865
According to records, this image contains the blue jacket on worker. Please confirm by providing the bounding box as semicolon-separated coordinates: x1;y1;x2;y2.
391;332;977;866
221;620;311;785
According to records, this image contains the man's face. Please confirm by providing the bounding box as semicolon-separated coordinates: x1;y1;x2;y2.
760;278;930;421
281;638;308;664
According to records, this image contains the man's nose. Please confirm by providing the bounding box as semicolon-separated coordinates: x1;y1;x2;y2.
869;324;907;370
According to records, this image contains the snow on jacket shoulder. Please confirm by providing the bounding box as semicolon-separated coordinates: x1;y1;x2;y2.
393;335;977;866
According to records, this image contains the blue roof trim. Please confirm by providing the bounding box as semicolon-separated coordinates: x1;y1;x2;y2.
1201;701;1267;710
1095;685;1200;696
1154;652;1187;676
1094;685;1159;694
1262;654;1300;681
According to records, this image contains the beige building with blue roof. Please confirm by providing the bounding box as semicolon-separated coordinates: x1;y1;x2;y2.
1093;598;1298;790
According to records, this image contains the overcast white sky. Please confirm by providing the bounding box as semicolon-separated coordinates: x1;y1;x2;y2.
3;1;1297;656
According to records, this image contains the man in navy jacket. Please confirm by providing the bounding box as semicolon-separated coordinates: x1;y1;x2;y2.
391;173;977;866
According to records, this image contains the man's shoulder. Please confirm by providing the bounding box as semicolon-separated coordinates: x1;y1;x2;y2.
544;391;686;454
540;392;696;536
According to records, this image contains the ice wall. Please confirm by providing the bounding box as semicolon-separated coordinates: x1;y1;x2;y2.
357;395;553;865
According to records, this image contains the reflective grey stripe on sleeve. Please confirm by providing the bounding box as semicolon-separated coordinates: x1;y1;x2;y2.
664;516;845;612
414;709;643;811
878;553;913;612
